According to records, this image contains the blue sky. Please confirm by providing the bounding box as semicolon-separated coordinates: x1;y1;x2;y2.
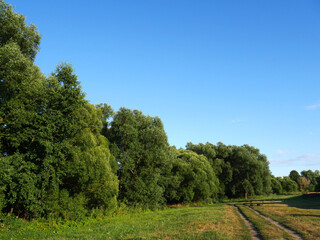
7;0;320;177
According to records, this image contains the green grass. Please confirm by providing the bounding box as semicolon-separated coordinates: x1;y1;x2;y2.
223;194;301;204
0;204;251;240
3;194;317;240
251;194;320;240
237;204;295;240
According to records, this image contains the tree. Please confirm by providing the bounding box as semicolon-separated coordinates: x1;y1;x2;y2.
297;176;311;193
278;177;298;193
0;1;118;217
165;148;219;203
0;1;46;216
187;142;272;198
186;142;232;197
0;0;41;60
106;108;173;208
289;170;300;184
271;176;283;194
301;170;319;192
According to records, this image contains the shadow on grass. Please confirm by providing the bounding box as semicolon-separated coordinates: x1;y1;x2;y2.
282;193;320;210
290;214;320;218
229;193;320;210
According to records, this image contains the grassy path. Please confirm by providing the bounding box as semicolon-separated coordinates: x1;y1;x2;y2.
251;200;320;240
236;204;296;240
245;205;302;240
234;194;320;240
234;205;261;240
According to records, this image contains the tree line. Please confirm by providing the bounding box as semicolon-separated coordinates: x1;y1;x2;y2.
271;170;320;194
0;1;318;220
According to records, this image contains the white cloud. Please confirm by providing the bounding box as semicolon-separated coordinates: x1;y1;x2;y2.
304;103;320;110
297;153;317;161
270;153;319;166
275;149;287;155
230;118;243;124
274;149;296;155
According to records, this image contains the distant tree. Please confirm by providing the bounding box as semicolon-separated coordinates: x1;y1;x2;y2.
279;177;299;193
289;170;300;183
186;142;232;197
106;108;173;208
230;145;272;198
315;170;320;192
271;176;283;194
164;148;219;203
95;103;114;136
297;176;311;193
187;142;272;198
301;170;319;192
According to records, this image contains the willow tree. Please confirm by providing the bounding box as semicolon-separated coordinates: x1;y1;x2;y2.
106;108;172;207
186;142;233;197
165;148;219;203
187;142;272;198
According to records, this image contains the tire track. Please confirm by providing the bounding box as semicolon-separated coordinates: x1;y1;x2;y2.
245;205;302;240
234;205;262;240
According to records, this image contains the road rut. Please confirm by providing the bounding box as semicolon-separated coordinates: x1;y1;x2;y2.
246;205;303;240
234;205;262;240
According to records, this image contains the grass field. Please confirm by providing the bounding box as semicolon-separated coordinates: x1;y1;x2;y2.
1;194;319;240
251;194;320;240
237;204;295;240
0;204;251;240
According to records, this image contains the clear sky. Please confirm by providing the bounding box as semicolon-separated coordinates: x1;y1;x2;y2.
7;0;320;177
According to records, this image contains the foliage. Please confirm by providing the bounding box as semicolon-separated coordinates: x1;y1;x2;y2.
297;176;311;193
277;177;299;193
289;170;300;183
271;176;283;194
187;142;272;198
186;142;232;197
301;170;319;192
165;148;219;203
0;0;41;60
106;108;173;208
0;1;118;218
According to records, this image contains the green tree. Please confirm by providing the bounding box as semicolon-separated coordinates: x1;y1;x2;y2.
278;177;298;193
187;142;272;198
0;1;118;217
165;148;219;203
186;142;232;197
106;108;172;208
0;0;41;60
271;176;283;194
297;176;311;193
289;170;300;183
301;170;319;192
0;1;44;215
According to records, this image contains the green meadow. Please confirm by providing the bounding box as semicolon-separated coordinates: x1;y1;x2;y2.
0;203;250;240
1;194;319;240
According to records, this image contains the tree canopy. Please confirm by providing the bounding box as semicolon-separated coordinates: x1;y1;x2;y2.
0;0;118;218
106;108;173;208
187;142;272;198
